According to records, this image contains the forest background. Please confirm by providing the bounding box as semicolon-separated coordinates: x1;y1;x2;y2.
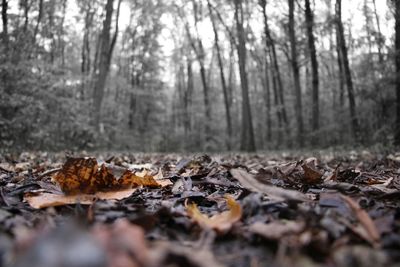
0;0;399;152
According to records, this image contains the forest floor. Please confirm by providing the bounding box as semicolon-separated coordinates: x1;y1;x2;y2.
0;150;400;267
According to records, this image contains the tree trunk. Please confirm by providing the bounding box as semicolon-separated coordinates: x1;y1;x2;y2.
335;0;360;141
1;0;8;52
259;0;289;143
234;0;255;152
93;0;114;128
372;0;383;64
305;0;319;143
394;0;400;145
33;0;43;45
288;0;304;147
207;0;232;150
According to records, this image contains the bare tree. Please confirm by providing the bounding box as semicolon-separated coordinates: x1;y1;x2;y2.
335;0;360;141
234;0;255;151
93;0;119;128
1;0;8;52
207;0;232;149
305;0;319;142
395;0;400;145
288;0;304;146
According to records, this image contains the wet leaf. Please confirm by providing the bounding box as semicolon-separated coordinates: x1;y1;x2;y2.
185;195;242;233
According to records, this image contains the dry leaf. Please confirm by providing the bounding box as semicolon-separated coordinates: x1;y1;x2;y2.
53;157;166;195
250;220;305;240
341;195;381;247
185;195;242;233
301;162;323;184
230;168;308;202
24;189;137;209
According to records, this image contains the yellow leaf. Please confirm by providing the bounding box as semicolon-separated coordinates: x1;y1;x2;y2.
185;195;242;233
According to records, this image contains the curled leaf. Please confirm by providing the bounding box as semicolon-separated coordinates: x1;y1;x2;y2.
53;157;165;195
185;195;242;233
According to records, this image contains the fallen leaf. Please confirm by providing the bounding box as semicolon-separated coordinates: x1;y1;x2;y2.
250;220;305;240
301;160;323;184
230;168;308;202
341;195;381;247
24;189;137;209
185;195;242;233
53;157;166;195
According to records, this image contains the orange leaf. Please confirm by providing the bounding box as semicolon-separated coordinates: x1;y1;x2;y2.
24;189;137;209
185;195;242;233
52;157;169;195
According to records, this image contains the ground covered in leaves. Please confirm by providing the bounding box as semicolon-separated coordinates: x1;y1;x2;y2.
1;151;400;267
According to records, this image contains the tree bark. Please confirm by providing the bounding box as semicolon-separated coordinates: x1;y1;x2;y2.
288;0;304;147
234;0;255;152
259;0;289;143
207;0;232;150
1;0;8;52
372;0;383;64
335;0;360;141
93;0;114;128
394;0;400;145
33;0;43;45
305;0;319;142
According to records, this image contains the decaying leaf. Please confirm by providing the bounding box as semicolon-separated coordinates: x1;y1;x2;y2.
301;161;323;184
230;168;308;202
24;189;137;209
250;220;305;240
185;195;242;233
341;195;381;247
53;157;164;195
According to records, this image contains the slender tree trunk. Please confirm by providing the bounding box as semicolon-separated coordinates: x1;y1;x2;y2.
234;0;255;152
260;0;289;142
185;57;194;134
288;0;304;147
33;0;43;45
22;0;29;32
336;31;345;107
1;0;8;52
372;0;383;64
207;0;232;149
107;0;122;67
93;0;114;128
305;0;319;143
394;0;400;145
335;0;360;141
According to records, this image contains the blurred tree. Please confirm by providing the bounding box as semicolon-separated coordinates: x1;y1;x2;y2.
288;0;304;147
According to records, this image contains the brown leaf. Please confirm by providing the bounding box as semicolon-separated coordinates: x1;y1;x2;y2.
341;195;381;247
301;161;323;184
53;157;167;195
24;189;137;209
230;168;308;202
185;195;242;233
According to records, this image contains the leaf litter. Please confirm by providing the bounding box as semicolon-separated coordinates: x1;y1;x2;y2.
1;151;400;267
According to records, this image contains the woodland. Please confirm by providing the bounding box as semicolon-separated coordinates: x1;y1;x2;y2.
1;0;399;152
1;1;400;267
